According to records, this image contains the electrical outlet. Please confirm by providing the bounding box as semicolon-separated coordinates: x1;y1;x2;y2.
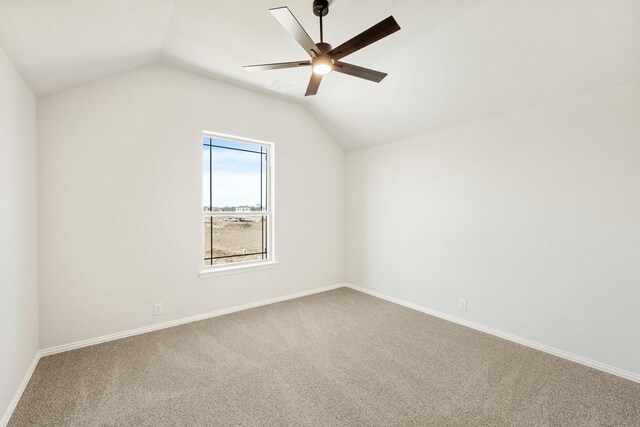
458;299;467;312
328;271;335;282
154;303;163;316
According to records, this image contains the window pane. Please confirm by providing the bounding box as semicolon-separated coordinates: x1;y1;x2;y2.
204;215;267;266
205;138;267;210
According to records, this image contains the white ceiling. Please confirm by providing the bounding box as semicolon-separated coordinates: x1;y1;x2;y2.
0;0;175;95
1;0;639;150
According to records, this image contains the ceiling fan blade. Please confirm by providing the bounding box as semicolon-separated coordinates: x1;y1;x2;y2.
328;16;400;61
270;7;320;58
333;61;387;83
305;73;323;96
244;60;311;72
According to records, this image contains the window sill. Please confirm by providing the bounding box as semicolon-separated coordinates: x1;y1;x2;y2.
199;260;278;278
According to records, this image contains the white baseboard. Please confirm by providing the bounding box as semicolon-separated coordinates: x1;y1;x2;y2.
1;352;41;427
344;283;640;384
40;283;346;357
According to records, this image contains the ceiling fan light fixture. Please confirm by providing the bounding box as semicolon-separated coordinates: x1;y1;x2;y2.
312;55;334;75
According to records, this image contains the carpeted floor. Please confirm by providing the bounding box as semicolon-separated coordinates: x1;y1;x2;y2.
9;287;640;426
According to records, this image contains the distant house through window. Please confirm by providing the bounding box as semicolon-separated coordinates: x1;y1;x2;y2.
202;133;273;268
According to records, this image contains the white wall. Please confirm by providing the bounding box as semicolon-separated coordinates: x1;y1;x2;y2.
38;64;345;349
347;81;640;376
0;46;39;421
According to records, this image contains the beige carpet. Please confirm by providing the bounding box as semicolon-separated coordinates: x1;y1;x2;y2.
10;288;640;426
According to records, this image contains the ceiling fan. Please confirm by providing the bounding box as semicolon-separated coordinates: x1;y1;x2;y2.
244;0;401;96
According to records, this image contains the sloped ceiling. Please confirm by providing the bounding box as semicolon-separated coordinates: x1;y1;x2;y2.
1;0;639;150
0;0;176;95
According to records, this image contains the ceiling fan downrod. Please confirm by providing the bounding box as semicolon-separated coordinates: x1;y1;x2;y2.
313;0;329;43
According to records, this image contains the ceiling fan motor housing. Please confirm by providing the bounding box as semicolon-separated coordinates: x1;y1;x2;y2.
313;0;329;17
316;42;332;54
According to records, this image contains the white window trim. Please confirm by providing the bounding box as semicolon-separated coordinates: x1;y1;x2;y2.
199;260;278;278
200;131;276;278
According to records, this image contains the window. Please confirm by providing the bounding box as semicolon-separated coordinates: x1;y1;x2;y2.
202;132;273;271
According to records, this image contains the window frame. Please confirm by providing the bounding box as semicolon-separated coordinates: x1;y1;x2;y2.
199;131;276;278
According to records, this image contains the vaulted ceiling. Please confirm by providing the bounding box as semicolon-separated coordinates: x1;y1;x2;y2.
1;0;639;150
